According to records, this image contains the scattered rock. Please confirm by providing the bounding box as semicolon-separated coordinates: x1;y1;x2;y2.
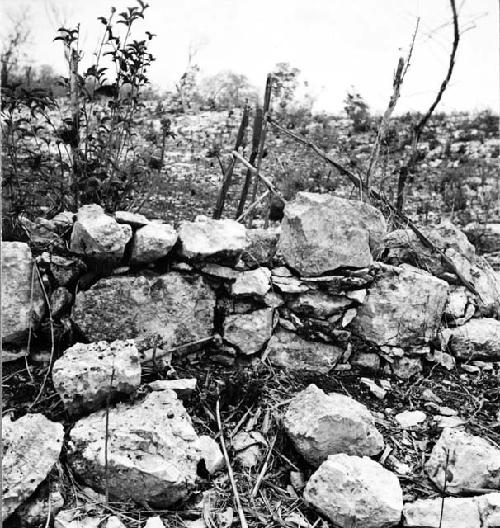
266;329;344;373
2;413;64;519
304;454;403;528
272;275;309;294
52;340;141;415
447;318;500;360
72;272;215;351
352;264;449;349
55;511;126;528
223;308;274;355
346;288;367;303
403;496;480;528
1;242;46;348
395;410;426;429
68;390;202;506
70;204;132;262
197;436;224;475
144;516;166;528
391;356;423;379
178;218;248;264
283;384;384;466
351;351;381;371
277;192;385;276
232;431;267;469
425;428;500;494
131;223;178;264
231;267;271;297
360;378;386;399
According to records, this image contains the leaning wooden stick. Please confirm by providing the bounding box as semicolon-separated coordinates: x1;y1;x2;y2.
251;434;277;498
216;399;249;528
237;190;270;223
232;151;284;202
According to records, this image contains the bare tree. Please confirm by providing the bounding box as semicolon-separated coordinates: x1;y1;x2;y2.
1;12;31;87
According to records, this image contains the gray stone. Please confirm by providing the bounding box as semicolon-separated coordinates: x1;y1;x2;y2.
223;308;274;355
231;267;271;297
447;318;500;360
232;431;267;469
283;384;384;466
72;272;215;351
287;291;353;319
1;242;46;347
277;192;386;276
403;496;480;528
196;436;224;475
149;378;197;397
46;254;87;287
391;356;423;379
266;330;344;373
52;340;141;415
352;264;449;349
425;428;500;494
68;390;202;506
178;218;248;264
2;413;64;519
50;286;73;319
115;210;151;228
243;228;279;266
70;204;132;261
131;223;178;264
304;454;403;528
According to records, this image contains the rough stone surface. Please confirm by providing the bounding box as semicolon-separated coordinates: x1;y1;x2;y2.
2;242;46;347
352;264;449;348
72;272;215;351
231;267;271;297
2;413;64;519
196;436;224;475
287;291;353;319
55;511;126;528
447;318;500;360
223;308;274;355
425;428;500;494
70;204;132;261
304;454;403;528
403;496;480;528
47;254;87;287
178;218;248;264
149;378;197;397
115;210;151;228
50;286;73;319
232;431;267;469
131;223;178;264
242;228;279;266
277;192;386;276
52;340;141;415
283;384;384;466
266;330;344;373
68;390;202;506
395;410;426;429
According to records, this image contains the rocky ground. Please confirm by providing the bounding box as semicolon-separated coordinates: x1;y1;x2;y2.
2;193;500;528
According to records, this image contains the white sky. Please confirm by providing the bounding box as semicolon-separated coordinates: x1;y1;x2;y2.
1;0;498;114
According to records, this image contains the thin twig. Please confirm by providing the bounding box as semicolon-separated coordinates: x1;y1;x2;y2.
251;434;277;498
237;190;270;223
215;399;248;528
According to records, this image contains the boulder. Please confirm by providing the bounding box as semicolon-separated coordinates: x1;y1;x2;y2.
242;227;279;266
131;223;178;264
304;454;403;528
52;340;141;415
276;192;386;276
1;242;46;347
444;286;475;324
72;272;215;351
446;318;500;360
2;413;64;519
178;218;248;264
45;254;87;287
68;390;202;506
352;264;449;349
115;210;151;228
425;428;500;494
223;308;274;355
283;384;384;466
231;267;271;297
266;330;344;373
384;222;500;317
70;204;132;262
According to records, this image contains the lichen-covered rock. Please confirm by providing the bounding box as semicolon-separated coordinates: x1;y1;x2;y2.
304;454;403;528
178;217;248;264
2;242;46;348
444;286;475;325
425;428;500;494
2;413;64;519
131;223;178;264
70;204;132;262
266;330;344;373
283;384;384;466
115;210;151;228
52;340;141;415
277;192;386;276
446;318;500;360
68;390;202;506
223;308;274;355
352;264;449;349
230;267;271;298
45;254;87;287
72;272;215;351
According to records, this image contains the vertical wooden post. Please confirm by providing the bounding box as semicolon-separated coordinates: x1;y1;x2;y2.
68;46;80;210
247;75;272;228
235;107;263;218
213;105;249;219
